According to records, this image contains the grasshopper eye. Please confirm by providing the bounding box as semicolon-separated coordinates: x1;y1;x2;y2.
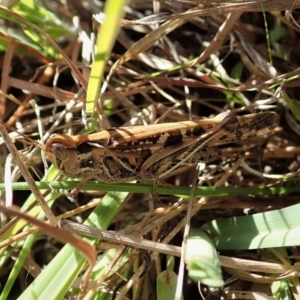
51;143;68;161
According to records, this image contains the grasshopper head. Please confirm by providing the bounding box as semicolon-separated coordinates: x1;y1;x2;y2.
45;134;80;178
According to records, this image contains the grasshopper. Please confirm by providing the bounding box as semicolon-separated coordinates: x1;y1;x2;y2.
44;111;280;197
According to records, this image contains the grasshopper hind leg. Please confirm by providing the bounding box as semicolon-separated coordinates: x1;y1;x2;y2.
149;146;221;180
149;146;220;196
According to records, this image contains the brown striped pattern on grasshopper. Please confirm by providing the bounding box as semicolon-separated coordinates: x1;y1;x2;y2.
44;112;280;196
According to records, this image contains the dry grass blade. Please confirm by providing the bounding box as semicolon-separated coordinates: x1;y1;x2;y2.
0;122;57;225
0;205;96;297
122;0;300;25
60;219;182;257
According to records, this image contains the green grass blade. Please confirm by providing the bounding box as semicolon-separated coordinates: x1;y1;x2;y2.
184;228;223;287
202;203;300;249
1;233;38;300
157;270;182;300
17;190;129;299
86;0;128;116
2;181;300;198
